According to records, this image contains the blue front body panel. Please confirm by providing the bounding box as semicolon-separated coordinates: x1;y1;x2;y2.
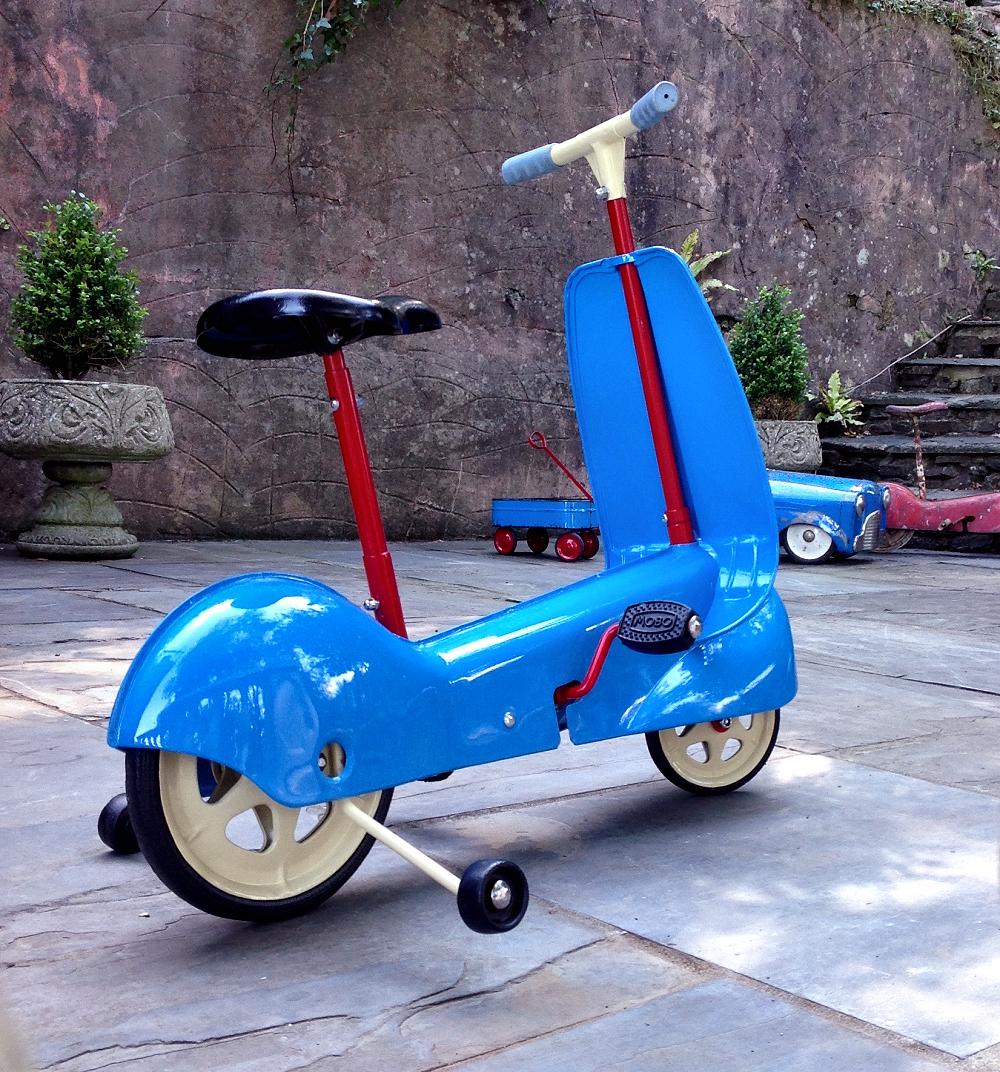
769;469;886;554
491;498;599;530
108;246;797;805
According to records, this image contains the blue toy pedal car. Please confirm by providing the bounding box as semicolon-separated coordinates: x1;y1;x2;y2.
769;470;889;564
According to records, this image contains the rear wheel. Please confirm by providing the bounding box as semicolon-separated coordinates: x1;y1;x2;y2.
125;748;390;922
580;530;600;560
493;527;517;555
645;711;780;795
555;531;584;562
526;527;549;555
781;524;834;565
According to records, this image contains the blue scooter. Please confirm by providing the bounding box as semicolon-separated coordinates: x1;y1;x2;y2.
99;84;797;934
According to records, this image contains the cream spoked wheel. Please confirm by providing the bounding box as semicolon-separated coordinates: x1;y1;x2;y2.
645;711;780;795
124;748;391;922
781;524;835;564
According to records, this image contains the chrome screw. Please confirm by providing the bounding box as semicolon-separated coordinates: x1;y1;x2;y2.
687;614;703;640
490;879;512;910
363;598;380;612
503;712;516;729
330;398;340;412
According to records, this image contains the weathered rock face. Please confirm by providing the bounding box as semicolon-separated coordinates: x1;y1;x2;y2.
1;0;998;538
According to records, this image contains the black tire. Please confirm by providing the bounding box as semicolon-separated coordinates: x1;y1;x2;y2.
526;528;549;555
125;749;392;923
98;793;141;855
645;711;780;796
457;859;529;934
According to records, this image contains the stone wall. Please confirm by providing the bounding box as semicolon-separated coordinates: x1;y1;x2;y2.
1;0;998;539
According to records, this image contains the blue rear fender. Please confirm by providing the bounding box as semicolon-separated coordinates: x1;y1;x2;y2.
107;573;452;807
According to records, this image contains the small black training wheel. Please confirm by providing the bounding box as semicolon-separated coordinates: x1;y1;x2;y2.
98;793;141;855
457;859;529;934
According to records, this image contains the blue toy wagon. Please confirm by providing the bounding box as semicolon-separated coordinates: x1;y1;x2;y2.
491;432;601;561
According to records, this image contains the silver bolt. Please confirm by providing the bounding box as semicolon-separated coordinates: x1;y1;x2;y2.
363;598;380;612
503;711;516;729
687;614;703;640
594;185;609;200
803;528;816;543
330;399;340;412
490;879;512;910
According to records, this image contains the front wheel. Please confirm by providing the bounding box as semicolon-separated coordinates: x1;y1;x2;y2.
125;749;391;922
645;711;780;795
781;524;834;565
878;529;914;552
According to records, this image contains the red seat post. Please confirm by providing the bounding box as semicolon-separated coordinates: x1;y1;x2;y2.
322;350;408;637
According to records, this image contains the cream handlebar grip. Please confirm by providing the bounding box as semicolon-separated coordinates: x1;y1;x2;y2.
500;81;678;186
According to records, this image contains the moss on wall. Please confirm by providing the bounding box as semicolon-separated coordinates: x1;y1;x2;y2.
861;0;1000;128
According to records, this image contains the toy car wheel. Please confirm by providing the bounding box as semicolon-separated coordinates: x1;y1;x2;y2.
98;793;141;855
580;530;600;560
781;524;834;564
493;527;517;555
645;711;780;795
124;748;391;922
526;527;549;555
555;531;584;562
457;859;529;933
878;529;914;552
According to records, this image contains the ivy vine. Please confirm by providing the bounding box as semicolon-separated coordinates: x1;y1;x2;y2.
267;0;404;186
863;1;1000;129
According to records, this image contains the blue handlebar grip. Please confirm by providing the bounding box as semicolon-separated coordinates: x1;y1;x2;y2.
501;143;558;185
629;81;679;131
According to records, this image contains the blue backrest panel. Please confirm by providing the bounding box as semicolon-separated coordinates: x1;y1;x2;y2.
564;247;776;574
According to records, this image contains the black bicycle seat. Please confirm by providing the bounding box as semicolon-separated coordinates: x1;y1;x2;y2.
195;289;442;360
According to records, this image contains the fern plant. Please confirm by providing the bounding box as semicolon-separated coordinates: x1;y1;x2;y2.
10;193;147;380
809;371;864;433
729;284;810;420
678;229;738;302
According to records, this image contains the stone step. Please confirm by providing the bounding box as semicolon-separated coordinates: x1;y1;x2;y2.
859;392;1000;435
895;357;1000;394
821;433;1000;490
947;320;1000;359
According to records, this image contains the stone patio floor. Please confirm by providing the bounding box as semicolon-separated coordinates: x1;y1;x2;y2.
1;539;1000;1071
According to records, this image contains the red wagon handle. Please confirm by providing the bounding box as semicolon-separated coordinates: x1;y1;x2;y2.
527;431;594;502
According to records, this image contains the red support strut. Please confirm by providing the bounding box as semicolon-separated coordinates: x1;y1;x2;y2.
606;198;695;545
323;350;408;638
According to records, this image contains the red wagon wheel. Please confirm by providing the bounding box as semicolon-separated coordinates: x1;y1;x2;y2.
555;531;585;562
493;528;517;555
580;530;600;560
526;528;549;554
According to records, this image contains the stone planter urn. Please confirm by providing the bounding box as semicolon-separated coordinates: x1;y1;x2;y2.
755;419;822;472
0;380;174;559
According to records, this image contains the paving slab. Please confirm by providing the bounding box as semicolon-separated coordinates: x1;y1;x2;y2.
414;753;1000;1056
455;981;943;1072
3;540;1000;1071
785;661;999;758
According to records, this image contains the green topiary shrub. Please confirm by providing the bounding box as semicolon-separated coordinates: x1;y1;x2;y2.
9;193;147;381
729;284;810;420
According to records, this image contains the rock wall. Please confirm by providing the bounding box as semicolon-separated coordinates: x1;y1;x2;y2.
1;0;998;539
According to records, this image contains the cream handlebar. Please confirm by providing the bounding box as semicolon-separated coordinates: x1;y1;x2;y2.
500;82;678;187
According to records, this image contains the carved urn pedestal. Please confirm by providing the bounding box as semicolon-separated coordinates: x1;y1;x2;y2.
755;419;822;472
0;381;174;559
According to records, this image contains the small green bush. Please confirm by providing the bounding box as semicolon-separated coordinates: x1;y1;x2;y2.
10;193;147;380
729;284;809;420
